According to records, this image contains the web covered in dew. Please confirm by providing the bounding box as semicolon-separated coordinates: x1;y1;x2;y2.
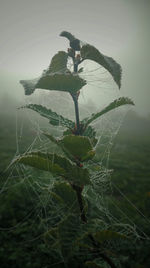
1;59;150;266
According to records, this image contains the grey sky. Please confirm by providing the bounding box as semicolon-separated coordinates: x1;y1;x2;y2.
0;0;150;115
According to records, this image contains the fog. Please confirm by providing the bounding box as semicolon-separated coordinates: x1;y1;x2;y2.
0;0;150;116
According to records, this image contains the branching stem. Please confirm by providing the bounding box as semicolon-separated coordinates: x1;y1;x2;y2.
71;93;80;135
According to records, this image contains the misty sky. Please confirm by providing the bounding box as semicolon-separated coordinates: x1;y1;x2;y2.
0;0;150;116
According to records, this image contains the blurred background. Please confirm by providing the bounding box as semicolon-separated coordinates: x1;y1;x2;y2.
0;0;150;267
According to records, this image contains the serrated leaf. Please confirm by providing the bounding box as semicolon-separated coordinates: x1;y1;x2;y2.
60;135;95;162
81;44;122;88
94;230;128;244
20;104;74;128
82;97;134;127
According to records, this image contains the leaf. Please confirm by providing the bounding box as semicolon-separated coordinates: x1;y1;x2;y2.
60;31;77;42
68;165;91;186
58;214;81;259
60;31;81;51
44;132;76;162
43;133;59;145
51;182;79;213
81;44;122;88
82;97;134;127
82;125;98;146
46;51;68;74
94;230;128;244
20;104;74;128
13;151;91;186
20;51;68;95
12;152;66;176
36;73;86;94
20;77;39;95
60;135;95;162
20;50;86;95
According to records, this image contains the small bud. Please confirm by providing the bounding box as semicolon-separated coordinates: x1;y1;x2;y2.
76;54;81;59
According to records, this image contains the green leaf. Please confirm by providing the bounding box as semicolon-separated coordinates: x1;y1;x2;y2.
21;73;86;95
46;51;68;74
44;132;76;162
82;97;134;127
20;104;74;128
81;44;122;88
13;151;91;186
36;73;86;94
94;230;128;244
82;125;98;146
20;50;86;95
20;51;68;95
60;135;95;162
51;182;79;213
68;165;91;186
12;152;66;176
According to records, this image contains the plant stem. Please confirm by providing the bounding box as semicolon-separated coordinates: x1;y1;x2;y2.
70;56;80;135
71;93;80;135
72;184;86;222
72;184;117;268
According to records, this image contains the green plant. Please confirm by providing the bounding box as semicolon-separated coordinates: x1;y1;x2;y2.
13;31;134;267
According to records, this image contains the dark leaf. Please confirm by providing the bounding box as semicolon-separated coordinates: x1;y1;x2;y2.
60;31;81;51
46;51;68;74
12;152;66;175
81;44;122;88
51;182;79;213
13;151;91;186
36;73;86;94
60;135;95;162
20;51;86;95
82;97;134;127
20;104;74;128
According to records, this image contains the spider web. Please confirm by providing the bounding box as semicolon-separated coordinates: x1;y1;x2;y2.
1;60;150;267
